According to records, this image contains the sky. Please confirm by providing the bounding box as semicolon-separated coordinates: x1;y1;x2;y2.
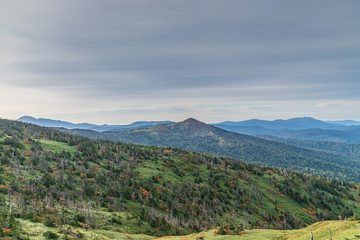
1;0;360;124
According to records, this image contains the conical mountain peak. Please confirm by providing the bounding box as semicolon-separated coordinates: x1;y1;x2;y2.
162;118;213;136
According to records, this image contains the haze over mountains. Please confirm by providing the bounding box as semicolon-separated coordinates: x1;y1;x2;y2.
328;120;360;126
18;116;173;132
214;117;359;130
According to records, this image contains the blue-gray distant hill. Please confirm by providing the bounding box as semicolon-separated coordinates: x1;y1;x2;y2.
213;117;357;130
213;125;360;144
17;116;173;132
328;120;360;126
212;117;360;144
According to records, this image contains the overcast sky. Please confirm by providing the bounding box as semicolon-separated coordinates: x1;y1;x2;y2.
1;0;359;124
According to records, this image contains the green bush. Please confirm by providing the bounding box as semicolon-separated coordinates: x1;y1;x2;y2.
44;217;56;227
217;222;244;235
43;230;59;239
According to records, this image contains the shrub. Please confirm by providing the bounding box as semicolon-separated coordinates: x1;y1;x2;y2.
43;230;59;239
217;222;244;235
111;216;122;225
44;217;56;227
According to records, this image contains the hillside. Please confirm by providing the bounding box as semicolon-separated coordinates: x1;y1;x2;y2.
159;221;360;240
69;118;360;181
1;118;360;239
261;135;360;158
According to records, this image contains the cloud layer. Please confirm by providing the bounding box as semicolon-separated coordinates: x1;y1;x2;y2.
1;0;360;123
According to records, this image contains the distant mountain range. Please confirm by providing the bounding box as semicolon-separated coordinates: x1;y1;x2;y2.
328;120;360;126
214;125;360;144
213;117;358;130
66;118;360;181
211;117;360;144
17;116;173;132
18;116;360;131
18;116;360;144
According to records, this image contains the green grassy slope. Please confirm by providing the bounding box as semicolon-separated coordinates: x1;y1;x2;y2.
1;118;360;239
39;139;79;154
159;221;360;240
17;220;360;240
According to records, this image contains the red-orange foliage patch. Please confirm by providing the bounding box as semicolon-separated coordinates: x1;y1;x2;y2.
2;228;12;234
0;185;10;190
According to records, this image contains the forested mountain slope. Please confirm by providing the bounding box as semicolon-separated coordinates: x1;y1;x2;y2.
69;118;360;181
1;118;360;239
265;128;360;144
261;135;360;158
214;124;360;144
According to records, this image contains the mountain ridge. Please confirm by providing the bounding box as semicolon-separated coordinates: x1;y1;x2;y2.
328;120;360;126
214;117;356;130
214;124;360;144
19;116;360;131
18;115;360;144
17;115;173;132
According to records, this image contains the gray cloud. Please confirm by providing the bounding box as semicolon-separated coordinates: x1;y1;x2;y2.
1;0;360;123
